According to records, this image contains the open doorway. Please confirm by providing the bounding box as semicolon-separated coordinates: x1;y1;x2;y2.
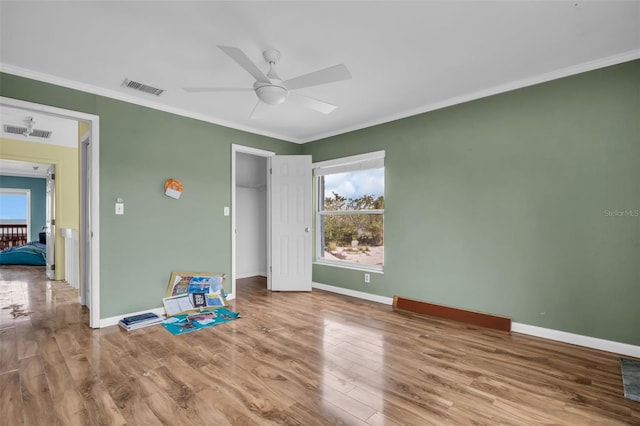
0;161;51;274
0;96;100;327
231;144;274;299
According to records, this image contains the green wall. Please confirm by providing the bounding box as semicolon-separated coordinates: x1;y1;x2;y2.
2;59;638;346
302;60;640;346
0;175;46;241
1;73;301;318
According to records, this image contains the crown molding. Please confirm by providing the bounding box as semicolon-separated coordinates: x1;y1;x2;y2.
308;49;640;143
0;64;303;144
3;49;639;145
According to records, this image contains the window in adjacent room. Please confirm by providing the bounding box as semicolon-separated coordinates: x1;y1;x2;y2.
314;151;385;272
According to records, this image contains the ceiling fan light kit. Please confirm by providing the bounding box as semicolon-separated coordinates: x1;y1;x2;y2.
254;81;288;105
183;45;352;118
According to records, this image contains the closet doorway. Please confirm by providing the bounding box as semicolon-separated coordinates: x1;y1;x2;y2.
231;145;274;298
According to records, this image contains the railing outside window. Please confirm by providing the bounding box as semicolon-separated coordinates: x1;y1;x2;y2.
0;224;28;250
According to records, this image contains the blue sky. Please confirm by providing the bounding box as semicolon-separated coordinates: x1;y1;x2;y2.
324;168;384;199
0;194;27;220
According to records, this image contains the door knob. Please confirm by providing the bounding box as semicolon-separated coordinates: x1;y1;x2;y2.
305;227;311;232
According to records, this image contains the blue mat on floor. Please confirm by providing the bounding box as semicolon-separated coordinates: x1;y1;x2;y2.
621;358;640;402
161;308;240;335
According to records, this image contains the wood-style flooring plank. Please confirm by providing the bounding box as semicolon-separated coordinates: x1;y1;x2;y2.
19;370;60;426
1;267;639;425
0;370;24;426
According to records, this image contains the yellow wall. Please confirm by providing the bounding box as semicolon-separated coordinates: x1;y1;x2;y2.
0;138;79;280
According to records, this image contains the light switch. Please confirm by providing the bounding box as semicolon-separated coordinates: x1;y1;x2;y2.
115;202;124;215
223;206;230;216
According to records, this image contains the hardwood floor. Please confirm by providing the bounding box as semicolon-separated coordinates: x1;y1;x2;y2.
1;267;638;425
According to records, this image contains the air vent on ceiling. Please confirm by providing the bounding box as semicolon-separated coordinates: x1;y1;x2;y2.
122;78;165;96
4;125;52;138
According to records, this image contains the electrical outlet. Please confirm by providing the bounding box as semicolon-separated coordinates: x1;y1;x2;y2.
364;273;370;283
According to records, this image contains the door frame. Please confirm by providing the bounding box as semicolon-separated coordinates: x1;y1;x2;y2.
45;165;55;279
230;144;274;299
0;96;101;328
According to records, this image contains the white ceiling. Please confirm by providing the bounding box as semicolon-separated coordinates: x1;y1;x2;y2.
0;106;79;148
1;1;639;143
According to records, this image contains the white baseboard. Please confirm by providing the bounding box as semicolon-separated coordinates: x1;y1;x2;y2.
511;323;640;358
99;286;640;358
312;282;394;305
311;282;640;358
236;272;267;279
99;306;165;328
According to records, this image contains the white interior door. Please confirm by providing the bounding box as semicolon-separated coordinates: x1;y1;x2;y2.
45;165;55;279
270;155;312;291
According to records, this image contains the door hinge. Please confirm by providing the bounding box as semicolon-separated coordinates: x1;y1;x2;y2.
270;168;272;175
51;264;55;271
51;219;56;226
50;173;55;180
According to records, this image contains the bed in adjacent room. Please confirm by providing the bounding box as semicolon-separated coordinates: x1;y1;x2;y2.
0;241;46;266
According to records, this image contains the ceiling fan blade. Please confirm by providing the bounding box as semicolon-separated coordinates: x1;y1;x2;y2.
283;64;351;90
218;45;270;84
183;87;253;93
249;100;274;120
287;92;337;114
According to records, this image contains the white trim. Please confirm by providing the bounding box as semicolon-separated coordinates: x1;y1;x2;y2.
319;209;384;216
511;322;640;359
0;64;304;144
5;51;640;145
89;117;100;328
0;96;101;328
231;144;275;301
26;189;31;240
302;49;640;143
313;282;640;358
4;51;637;145
312;282;393;305
314;259;384;273
99;306;166;328
312;150;386;169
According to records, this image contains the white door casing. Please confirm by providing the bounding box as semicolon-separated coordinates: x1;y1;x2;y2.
80;137;91;308
1;96;101;328
270;155;312;292
230;144;275;299
45;165;55;279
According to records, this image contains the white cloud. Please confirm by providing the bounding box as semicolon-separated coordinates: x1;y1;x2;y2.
324;169;384;199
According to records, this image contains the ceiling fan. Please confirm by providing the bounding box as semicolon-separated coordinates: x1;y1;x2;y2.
183;46;352;118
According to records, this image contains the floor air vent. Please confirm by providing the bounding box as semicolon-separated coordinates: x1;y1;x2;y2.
122;78;165;96
4;125;52;138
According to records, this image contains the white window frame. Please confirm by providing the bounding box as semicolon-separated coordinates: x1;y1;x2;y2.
0;188;31;240
313;150;385;273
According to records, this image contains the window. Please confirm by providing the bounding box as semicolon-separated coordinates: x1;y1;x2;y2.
314;151;385;271
0;189;31;248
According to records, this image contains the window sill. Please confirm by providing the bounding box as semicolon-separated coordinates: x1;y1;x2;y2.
313;260;384;274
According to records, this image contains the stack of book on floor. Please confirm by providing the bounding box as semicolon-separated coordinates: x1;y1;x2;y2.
119;312;164;331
